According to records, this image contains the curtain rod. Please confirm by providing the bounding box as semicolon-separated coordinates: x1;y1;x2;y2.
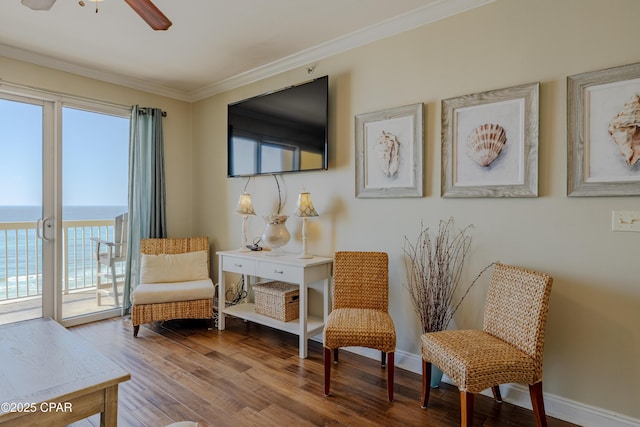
137;107;167;117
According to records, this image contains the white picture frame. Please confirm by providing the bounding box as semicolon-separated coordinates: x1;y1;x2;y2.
355;103;423;198
441;82;539;198
567;62;640;196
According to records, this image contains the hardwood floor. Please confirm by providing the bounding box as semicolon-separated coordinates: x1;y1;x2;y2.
68;317;580;427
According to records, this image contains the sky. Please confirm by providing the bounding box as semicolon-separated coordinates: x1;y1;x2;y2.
0;99;129;207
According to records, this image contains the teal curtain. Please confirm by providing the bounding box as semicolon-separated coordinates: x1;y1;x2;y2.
122;105;167;313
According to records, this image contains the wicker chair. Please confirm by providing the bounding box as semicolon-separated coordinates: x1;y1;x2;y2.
131;237;214;337
420;262;553;427
323;251;396;401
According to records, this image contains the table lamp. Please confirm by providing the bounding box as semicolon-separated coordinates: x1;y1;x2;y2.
236;192;255;251
294;192;318;258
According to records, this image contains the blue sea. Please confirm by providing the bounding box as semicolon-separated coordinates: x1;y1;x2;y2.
0;206;126;300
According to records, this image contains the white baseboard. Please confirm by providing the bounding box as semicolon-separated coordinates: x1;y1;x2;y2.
325;343;640;427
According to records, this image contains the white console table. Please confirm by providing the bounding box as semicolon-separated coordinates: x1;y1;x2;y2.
217;250;333;358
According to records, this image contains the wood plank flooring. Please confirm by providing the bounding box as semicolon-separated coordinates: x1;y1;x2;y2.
68;317;580;427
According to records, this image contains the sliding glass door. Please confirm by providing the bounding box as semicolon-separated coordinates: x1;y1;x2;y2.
0;86;130;326
0;94;53;325
60;105;129;323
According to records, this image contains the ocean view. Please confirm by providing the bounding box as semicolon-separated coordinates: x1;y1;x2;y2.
0;206;126;301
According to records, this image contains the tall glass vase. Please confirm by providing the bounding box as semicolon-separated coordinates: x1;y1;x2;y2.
262;215;290;255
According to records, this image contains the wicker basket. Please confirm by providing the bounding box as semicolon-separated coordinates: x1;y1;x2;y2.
253;281;299;322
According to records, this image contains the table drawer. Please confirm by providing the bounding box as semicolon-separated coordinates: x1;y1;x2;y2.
222;256;256;275
257;261;300;283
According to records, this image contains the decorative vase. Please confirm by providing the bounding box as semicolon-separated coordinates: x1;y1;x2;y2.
430;364;444;388
262;215;290;255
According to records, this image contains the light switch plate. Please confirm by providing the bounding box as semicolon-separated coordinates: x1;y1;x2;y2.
611;211;640;232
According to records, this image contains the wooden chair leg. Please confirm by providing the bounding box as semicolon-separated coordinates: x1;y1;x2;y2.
420;360;432;408
133;325;140;337
333;347;339;364
492;385;503;403
324;347;331;396
529;382;548;427
387;352;394;402
381;351;386;367
460;391;474;427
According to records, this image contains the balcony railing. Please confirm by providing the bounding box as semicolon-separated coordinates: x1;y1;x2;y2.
0;219;116;302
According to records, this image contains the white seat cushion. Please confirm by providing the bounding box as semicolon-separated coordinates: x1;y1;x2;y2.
131;278;214;305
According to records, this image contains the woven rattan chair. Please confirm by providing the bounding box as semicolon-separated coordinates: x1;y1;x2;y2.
420;262;553;427
323;251;396;401
131;237;214;337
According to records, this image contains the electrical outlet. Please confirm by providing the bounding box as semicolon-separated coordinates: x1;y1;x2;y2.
611;211;640;232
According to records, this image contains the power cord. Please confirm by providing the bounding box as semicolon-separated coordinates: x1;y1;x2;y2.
226;276;248;305
213;277;248;328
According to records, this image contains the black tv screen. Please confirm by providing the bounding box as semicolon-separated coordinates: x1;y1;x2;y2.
227;76;328;177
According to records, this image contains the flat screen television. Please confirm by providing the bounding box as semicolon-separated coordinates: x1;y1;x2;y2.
227;75;328;177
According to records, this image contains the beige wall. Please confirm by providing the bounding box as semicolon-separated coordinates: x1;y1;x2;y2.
2;0;639;422
0;55;194;237
192;0;640;421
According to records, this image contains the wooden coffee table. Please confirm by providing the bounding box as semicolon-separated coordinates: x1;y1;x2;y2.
0;318;130;426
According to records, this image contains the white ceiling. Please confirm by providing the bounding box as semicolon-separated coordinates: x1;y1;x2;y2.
0;0;492;101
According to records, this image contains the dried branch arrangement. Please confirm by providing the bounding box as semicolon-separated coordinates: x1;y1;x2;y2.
403;218;492;333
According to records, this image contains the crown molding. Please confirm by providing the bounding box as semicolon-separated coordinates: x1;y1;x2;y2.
0;43;191;102
189;0;494;101
1;0;494;103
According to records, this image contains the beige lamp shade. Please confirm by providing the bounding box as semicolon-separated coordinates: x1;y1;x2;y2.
236;193;256;215
294;192;318;217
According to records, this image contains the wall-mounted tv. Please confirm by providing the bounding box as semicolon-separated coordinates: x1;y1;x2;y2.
227;75;328;177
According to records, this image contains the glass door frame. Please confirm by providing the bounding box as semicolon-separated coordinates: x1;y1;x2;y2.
57;97;130;327
0;82;130;327
0;88;56;322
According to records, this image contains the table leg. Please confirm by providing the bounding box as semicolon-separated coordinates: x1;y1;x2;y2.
100;385;118;427
323;277;330;321
299;282;308;358
218;261;226;330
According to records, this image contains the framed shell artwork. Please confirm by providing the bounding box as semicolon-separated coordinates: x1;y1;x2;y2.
568;61;640;196
441;82;539;198
355;103;423;198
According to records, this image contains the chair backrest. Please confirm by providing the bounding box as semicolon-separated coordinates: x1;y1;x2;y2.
113;212;128;258
140;237;210;273
332;251;389;311
482;263;553;369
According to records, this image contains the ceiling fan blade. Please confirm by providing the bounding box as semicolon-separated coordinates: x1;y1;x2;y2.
21;0;57;11
123;0;172;31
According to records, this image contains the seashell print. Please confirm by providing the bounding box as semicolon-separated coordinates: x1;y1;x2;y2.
466;123;507;167
608;93;640;167
374;130;400;177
